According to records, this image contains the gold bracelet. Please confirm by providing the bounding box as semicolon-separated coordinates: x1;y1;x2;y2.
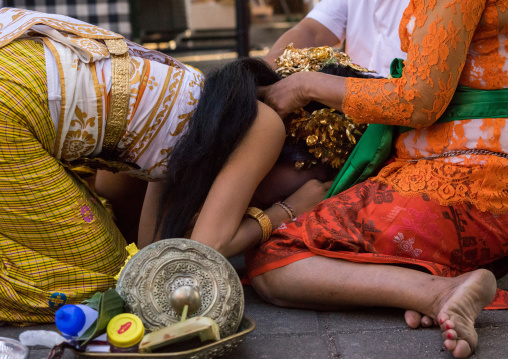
273;201;296;221
245;207;272;244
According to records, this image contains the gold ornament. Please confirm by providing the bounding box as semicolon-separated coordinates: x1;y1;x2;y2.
276;44;372;169
286;108;366;169
275;43;373;78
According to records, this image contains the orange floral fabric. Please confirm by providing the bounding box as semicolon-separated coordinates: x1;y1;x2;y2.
245;180;508;309
342;0;508;214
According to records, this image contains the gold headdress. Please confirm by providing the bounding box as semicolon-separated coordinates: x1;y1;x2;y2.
275;43;371;77
276;44;373;169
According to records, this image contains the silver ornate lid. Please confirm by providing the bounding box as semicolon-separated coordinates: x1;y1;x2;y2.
116;238;244;338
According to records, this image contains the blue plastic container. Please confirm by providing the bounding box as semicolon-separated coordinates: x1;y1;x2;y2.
55;304;98;338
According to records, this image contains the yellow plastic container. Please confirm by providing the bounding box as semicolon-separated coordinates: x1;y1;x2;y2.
107;313;145;353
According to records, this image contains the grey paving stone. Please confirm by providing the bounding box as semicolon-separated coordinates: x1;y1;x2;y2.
474;325;508;359
243;285;267;305
498;275;508;290
244;303;320;335
221;333;331;359
318;307;408;333
476;309;508;327
1;323;73;359
1;268;506;359
27;347;75;359
334;328;452;359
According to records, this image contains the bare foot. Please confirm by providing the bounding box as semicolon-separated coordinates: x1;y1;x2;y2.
435;269;496;358
404;310;435;328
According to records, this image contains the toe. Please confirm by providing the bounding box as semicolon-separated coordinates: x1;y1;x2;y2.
444;338;457;352
442;329;457;341
437;312;450;327
404;310;422;329
452;339;473;359
421;315;434;327
441;319;455;332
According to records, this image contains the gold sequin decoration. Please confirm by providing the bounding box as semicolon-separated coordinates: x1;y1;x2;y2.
102;39;131;158
286;108;366;169
276;44;371;169
275;43;374;78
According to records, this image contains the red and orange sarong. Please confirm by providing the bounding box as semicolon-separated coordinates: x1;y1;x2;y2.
245;180;508;309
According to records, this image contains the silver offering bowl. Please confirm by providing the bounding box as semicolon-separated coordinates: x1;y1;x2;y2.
116;238;244;339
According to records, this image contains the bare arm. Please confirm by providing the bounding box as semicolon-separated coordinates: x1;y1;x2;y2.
94;170;148;244
189;102;331;257
264;18;340;69
263;1;488;129
138;180;165;248
259;71;347;119
211;177;331;258
105;101;329;255
189;101;285;256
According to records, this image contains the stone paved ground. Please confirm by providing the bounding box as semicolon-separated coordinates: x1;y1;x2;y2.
221;258;508;359
1;256;508;359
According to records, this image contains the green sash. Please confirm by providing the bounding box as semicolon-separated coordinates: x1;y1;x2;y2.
326;58;508;198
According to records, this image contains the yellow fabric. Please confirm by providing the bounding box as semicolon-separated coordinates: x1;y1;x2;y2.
0;39;127;324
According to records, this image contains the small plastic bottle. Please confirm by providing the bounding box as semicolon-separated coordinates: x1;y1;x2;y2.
19;330;66;348
55;304;98;338
106;313;145;353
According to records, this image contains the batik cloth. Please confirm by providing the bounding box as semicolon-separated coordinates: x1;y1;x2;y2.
245;180;508;309
0;7;203;181
0;39;127;323
0;8;203;323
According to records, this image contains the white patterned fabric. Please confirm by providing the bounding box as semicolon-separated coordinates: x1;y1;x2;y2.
0;8;204;181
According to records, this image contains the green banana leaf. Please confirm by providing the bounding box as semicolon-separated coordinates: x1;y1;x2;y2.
78;288;125;345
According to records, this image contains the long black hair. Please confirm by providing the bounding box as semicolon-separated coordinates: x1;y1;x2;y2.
158;58;280;238
158;57;379;239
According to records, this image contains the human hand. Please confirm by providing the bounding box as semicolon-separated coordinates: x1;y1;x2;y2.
282;179;333;217
258;72;313;119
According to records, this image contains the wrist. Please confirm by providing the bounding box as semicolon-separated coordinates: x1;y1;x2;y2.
298;72;316;103
272;201;296;221
264;204;294;232
245;207;272;244
306;72;346;112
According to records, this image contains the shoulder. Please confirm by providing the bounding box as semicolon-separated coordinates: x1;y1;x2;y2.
257;100;280;118
256;101;285;136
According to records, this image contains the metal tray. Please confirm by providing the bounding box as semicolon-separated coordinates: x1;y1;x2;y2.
72;316;255;359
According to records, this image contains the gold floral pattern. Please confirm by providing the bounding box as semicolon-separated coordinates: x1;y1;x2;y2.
171;109;194;137
125;57;145;124
62;106;97;161
0;8;122;48
116;55;203;179
147;76;158;90
0;9;203;180
142;147;172;177
64;33;110;61
122;67;184;162
188;71;205;89
71;58;81;71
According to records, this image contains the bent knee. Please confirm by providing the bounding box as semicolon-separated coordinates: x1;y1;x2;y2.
250;271;293;308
